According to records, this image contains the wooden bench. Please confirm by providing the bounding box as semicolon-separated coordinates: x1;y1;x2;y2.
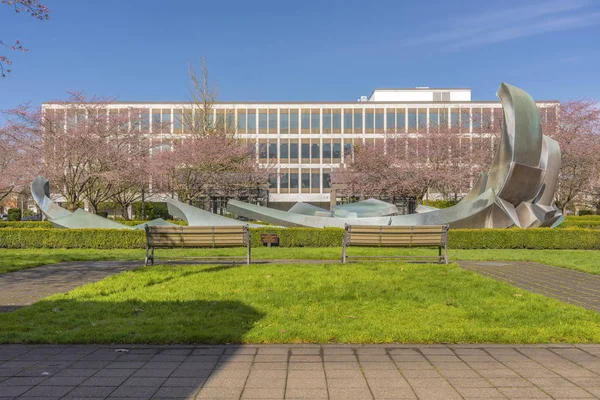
144;225;251;266
341;224;449;264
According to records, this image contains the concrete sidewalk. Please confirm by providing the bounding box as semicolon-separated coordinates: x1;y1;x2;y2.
0;344;599;399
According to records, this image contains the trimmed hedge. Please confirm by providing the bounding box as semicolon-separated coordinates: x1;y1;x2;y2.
0;221;52;229
2;226;600;250
556;221;600;229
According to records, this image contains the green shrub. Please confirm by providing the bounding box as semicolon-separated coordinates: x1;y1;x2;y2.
7;208;21;221
578;209;596;216
0;221;52;229
2;226;600;250
132;202;172;220
422;199;459;209
118;220;186;226
566;215;600;221
556;221;600;229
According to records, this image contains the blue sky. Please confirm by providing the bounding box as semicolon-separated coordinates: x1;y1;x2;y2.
1;0;599;110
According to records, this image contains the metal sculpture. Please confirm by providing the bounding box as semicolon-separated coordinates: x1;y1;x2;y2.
227;83;563;229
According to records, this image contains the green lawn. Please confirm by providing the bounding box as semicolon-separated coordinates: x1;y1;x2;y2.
2;262;600;344
2;247;600;275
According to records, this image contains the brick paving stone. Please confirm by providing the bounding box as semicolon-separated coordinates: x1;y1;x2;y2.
459;260;600;312
0;344;598;399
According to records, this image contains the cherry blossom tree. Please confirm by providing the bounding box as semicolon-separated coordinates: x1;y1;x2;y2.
1;0;50;77
543;100;600;214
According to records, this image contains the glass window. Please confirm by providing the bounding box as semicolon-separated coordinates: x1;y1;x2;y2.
429;110;439;128
323;110;331;133
311;110;320;131
323;172;331;189
375;110;384;131
259;142;267;159
311;173;320;189
482;109;492;129
259;112;267;131
301;173;310;188
322;143;331;159
141;111;150;130
461;109;470;130
397;109;405;130
247;142;256;156
344;143;352;157
226;111;235;131
238;111;246;131
268;174;277;189
268;143;277;160
354;110;363;131
365;111;374;131
333;110;341;131
280;111;289;134
268;110;277;133
386;111;395;130
418;109;427;130
290;142;298;159
280;173;288;188
247;111;256;133
280;142;288;159
472;109;482;130
290;173;298;189
301;143;310;159
301;111;309;132
311;143;320;160
333;143;341;159
290;111;298;133
173;109;183;131
451;109;459;127
162;109;171;132
344;111;353;133
152;110;161;126
407;109;417;130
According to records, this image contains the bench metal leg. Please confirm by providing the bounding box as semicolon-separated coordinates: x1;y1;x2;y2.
247;243;251;265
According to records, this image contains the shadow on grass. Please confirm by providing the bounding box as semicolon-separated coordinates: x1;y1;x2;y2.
0;299;266;398
0;299;264;345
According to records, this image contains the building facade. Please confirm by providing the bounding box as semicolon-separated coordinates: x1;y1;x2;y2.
43;87;559;210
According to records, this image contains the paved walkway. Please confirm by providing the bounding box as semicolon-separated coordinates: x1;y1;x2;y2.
0;261;141;312
459;261;600;313
0;344;599;399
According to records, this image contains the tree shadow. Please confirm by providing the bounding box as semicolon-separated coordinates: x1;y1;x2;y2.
0;299;266;399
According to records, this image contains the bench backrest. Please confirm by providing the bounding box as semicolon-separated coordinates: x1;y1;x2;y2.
146;225;249;248
345;225;448;247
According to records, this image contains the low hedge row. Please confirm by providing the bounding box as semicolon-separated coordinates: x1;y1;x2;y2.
556;221;600;229
2;226;600;250
0;220;186;229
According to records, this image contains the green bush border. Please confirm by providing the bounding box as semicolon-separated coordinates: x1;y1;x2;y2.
2;226;600;250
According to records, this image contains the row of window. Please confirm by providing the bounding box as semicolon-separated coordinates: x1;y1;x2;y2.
268;170;332;193
257;141;352;162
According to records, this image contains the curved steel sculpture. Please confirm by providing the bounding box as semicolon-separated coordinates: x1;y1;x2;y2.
227;83;563;229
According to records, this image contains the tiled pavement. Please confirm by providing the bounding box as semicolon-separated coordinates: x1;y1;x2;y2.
0;344;599;399
459;261;600;313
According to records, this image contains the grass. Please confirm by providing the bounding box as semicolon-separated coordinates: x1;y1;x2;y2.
2;247;600;275
2;261;600;344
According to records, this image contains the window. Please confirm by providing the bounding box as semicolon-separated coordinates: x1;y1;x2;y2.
311;172;320;189
354;110;363;131
247;111;256;133
365;110;374;133
418;109;427;131
332;110;341;133
301;143;310;160
259;142;267;160
141;111;150;131
301;111;310;133
280;142;289;159
259;111;267;131
311;143;320;160
375;109;384;132
333;142;341;160
290;173;298;189
280;173;289;189
323;109;331;134
461;109;470;131
386;110;395;130
472;108;482;131
238;111;246;133
323;172;331;189
301;173;310;188
344;110;353;133
268;143;277;161
268;110;277;134
322;142;332;160
162;109;171;132
226;111;234;131
344;142;353;158
290;110;299;133
290;142;298;159
268;174;277;189
280;110;289;134
482;109;492;130
429;110;438;129
450;109;460;127
311;110;320;132
173;109;183;132
397;109;405;130
407;109;417;131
